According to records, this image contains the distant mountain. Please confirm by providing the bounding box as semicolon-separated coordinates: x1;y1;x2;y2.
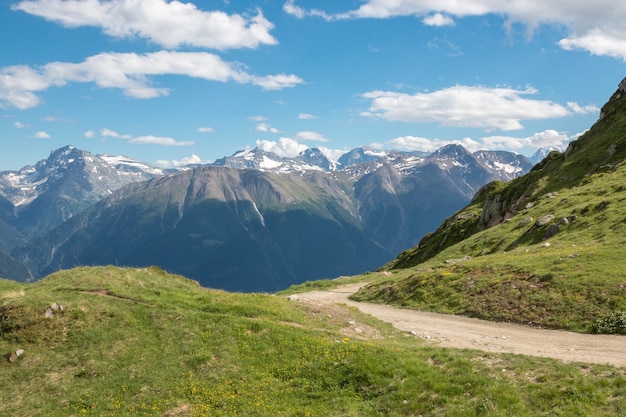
338;147;392;166
17;167;389;291
474;149;535;180
213;147;341;172
0;146;167;238
529;147;562;164
13;145;533;291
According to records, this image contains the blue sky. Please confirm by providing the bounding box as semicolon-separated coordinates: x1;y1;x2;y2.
1;0;625;170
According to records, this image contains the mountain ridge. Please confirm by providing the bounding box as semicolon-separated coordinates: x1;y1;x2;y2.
5;144;534;291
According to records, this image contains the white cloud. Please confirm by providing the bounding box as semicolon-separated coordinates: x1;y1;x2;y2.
560;32;626;61
318;146;349;162
100;128;131;139
248;115;268;122
13;121;28;128
387;129;577;155
480;129;573;152
248;73;304;91
293;131;329;142
388;136;480;153
154;154;207;168
196;127;214;133
12;0;277;50
84;129;95;138
283;0;333;21
99;128;191;146
256;137;308;157
0;51;304;109
361;85;597;131
129;135;194;146
31;130;51;139
0;65;48;109
286;0;626;60
298;112;319;120
423;13;455;27
254;123;279;133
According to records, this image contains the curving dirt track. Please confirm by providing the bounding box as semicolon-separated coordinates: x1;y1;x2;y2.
296;283;626;367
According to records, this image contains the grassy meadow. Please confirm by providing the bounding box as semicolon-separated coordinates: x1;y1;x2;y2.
1;266;625;416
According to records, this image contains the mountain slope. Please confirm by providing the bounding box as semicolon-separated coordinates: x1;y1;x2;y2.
352;77;626;332
1;266;625;416
18;167;390;291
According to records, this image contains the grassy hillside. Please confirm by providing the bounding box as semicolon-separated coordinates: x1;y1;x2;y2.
349;80;626;333
1;266;625;416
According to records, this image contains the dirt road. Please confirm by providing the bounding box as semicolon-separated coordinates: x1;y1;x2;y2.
296;283;626;367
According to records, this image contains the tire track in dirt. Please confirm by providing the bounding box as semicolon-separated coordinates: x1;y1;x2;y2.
296;283;626;367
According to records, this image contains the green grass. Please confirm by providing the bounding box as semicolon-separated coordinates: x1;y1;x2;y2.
1;266;626;416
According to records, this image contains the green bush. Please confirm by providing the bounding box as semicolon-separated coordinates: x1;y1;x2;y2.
591;311;626;334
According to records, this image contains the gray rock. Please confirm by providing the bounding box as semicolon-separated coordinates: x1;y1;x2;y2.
535;214;555;227
50;303;64;311
6;349;24;363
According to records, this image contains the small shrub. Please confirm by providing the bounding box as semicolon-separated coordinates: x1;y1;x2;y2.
590;311;626;334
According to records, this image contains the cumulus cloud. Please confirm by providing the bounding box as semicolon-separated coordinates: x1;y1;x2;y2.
0;51;304;109
13;121;28;128
361;85;598;131
255;123;280;133
285;0;626;60
248;115;268;122
423;13;455;27
31;131;51;139
0;65;49;109
298;112;319;120
480;129;573;152
12;0;277;50
84;129;95;138
256;137;308;157
196;127;214;133
387;129;577;155
389;136;480;153
154;154;207;169
318;146;349;162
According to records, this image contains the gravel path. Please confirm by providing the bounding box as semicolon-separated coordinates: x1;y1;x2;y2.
296;283;626;367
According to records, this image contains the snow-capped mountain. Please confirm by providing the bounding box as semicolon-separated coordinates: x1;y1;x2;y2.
338;147;392;166
213;147;340;172
0;145;167;238
474;149;535;181
212;145;531;183
2;144;534;289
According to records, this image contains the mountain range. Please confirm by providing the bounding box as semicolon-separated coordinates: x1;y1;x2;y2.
0;142;536;291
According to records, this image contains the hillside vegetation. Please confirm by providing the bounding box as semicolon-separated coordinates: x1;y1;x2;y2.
2;266;626;416
350;79;626;333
